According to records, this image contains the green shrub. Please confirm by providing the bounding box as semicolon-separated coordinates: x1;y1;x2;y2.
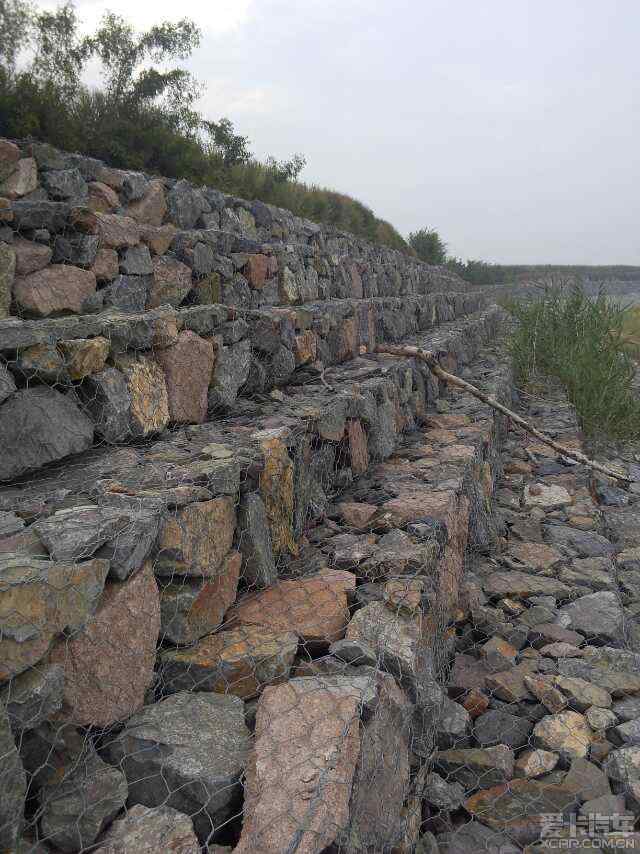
505;284;640;440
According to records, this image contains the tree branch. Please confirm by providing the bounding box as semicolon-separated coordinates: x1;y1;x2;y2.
375;343;631;485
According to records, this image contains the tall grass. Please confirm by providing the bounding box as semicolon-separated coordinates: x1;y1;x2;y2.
504;284;640;440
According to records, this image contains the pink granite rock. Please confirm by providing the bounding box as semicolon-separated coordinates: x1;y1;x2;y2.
13;265;96;317
49;562;160;727
153;330;214;423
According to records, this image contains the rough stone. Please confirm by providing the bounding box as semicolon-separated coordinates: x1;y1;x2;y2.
13;237;53;275
156;497;236;578
87;180;120;212
49;562;160;727
42;167;87;201
93;212;141;248
93;804;200;854
346;599;420;680
59;336;110;379
0;663;64;732
482;570;570;599
554;674;612;712
0;705;27;852
161;624;298;699
33;505;130;562
464;778;581;847
167;180;210;229
559;591;624;643
107;692;249;842
154;330;214;424
13;264;96;316
0;364;15;404
0;139;20;182
543;524;616;558
434;745;514;789
237;492;277;588
533;710;593;760
1;157;38;199
91;246;119;280
524;482;572;508
208;338;251;410
39;750;127;853
120;243;153;276
436;821;520;854
147;255;193;308
0;554;109;680
423;773;465;811
474;709;534;748
158;551;241;644
514;748;559;778
126;180;167;226
605;746;640;788
235;676;365;853
230;569;355;644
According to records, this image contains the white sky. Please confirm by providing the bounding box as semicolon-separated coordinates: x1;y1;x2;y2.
41;0;640;264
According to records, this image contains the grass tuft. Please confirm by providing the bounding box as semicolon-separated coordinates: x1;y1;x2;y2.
503;284;640;441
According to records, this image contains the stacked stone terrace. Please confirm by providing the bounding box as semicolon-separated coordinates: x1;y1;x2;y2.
0;138;548;852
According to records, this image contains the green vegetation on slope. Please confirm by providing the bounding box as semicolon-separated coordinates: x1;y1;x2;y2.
0;1;410;253
505;284;640;441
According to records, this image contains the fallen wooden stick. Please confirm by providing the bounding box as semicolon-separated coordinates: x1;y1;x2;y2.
375;343;631;485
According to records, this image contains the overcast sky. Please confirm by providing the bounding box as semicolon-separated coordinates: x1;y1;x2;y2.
53;0;640;264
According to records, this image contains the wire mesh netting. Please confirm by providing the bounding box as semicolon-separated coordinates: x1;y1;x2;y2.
2;137;639;854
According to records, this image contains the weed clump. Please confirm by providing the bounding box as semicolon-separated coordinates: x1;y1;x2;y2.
504;284;640;441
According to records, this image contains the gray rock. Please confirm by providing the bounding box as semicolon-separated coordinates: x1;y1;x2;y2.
107;692;249;843
120;244;153;276
423;772;465;811
167;180;210;229
39;749;127;853
0;705;27;852
42;168;87;200
558;658;640;697
0;387;94;481
613;697;640;722
96;505;160;581
434;745;514;790
559;591;624;643
78;367;131;443
543;524;616;558
563;757;611;800
237;492;277;588
102;275;149;313
0;364;16;404
11;200;69;232
330;638;378;667
611;718;640;747
0;664;64;732
33;505;130;562
605;746;640;787
474;708;534;748
208;338;251;410
605;507;640;550
121;171;148;202
93;804;200;854
52;234;100;267
0;510;23;537
436;820;520;854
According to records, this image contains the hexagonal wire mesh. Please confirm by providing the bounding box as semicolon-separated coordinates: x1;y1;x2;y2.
4;137;637;854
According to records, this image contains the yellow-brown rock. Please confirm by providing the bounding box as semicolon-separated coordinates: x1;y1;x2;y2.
156;497;236;578
0;556;109;681
87;181;120;213
161;624;299;699
228;569;355;644
59;337;110;380
113;353;170;435
258;432;297;557
126;180;167;226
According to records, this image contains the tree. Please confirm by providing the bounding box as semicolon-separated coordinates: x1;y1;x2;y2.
408;227;448;265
